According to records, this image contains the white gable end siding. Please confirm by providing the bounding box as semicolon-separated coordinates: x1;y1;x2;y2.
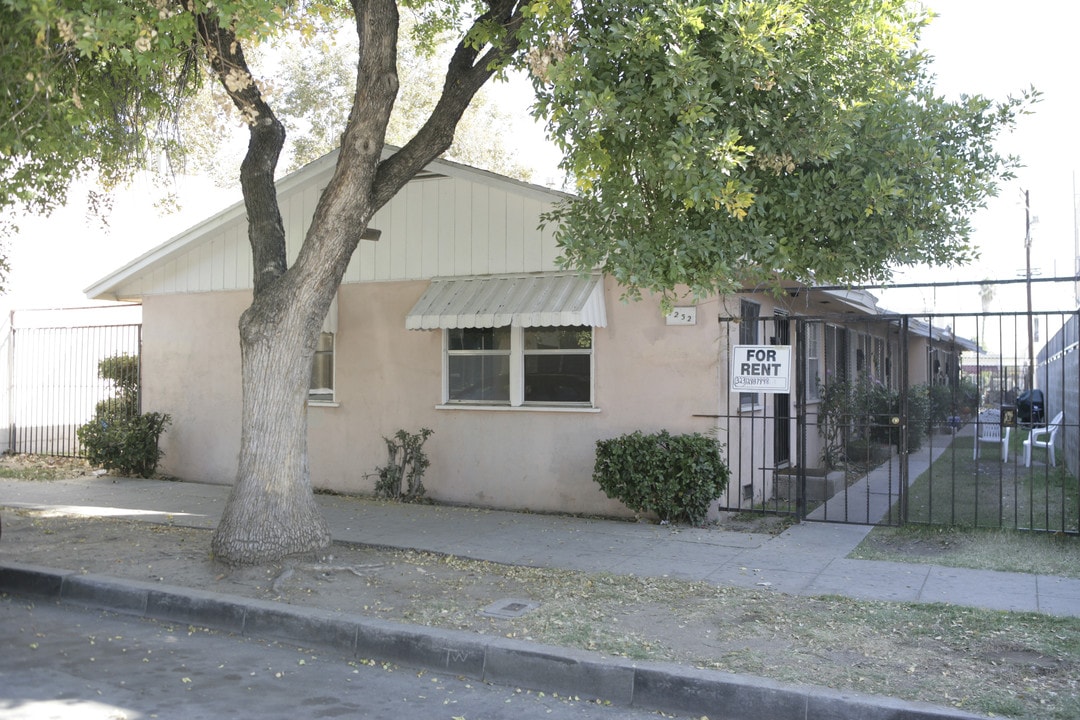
108;174;560;300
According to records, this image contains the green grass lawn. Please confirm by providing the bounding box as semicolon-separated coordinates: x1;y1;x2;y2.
852;523;1080;578
853;428;1080;578
905;433;1079;533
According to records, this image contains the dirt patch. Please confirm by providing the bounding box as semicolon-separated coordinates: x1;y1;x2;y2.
713;511;794;535
1;508;1078;720
0;454;94;481
855;530;972;559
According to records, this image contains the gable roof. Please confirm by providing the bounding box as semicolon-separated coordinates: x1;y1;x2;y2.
85;148;572;302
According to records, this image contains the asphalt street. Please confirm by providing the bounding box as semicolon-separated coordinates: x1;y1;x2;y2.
0;596;675;720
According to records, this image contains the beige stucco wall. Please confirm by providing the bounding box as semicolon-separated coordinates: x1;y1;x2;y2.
141;291;247;484
141;278;733;517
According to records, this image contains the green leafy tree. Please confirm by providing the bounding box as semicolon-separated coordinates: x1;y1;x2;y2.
0;0;198;213
1;0;1024;565
533;0;1029;301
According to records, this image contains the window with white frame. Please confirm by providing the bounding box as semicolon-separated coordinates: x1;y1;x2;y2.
855;332;872;377
823;324;848;387
872;336;886;384
447;327;512;403
309;331;335;402
523;326;593;403
309;294;338;403
446;325;593;406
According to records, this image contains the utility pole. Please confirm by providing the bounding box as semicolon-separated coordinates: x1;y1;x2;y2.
1024;189;1034;392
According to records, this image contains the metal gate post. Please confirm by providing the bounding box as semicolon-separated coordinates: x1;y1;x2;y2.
5;311;14;455
795;318;807;520
899;316;909;526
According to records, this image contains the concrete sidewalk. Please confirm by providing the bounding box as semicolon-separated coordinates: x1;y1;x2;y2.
2;475;1079;617
2;475;1078;720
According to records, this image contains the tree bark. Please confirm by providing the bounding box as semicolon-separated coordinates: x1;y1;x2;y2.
199;1;527;565
211;295;332;564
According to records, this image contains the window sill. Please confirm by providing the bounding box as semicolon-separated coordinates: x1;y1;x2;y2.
308;400;340;408
436;404;601;414
739;403;764;414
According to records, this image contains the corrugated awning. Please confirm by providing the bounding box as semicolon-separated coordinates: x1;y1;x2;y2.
406;273;607;330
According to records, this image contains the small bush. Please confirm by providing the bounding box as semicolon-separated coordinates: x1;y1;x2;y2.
77;411;171;478
373;428;433;501
593;430;729;525
94;354;140;417
819;378;930;464
77;352;170;478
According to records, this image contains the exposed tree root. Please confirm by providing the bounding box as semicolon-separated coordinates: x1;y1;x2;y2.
270;562;387;594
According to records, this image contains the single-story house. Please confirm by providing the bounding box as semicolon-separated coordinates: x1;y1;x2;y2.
86;149;969;517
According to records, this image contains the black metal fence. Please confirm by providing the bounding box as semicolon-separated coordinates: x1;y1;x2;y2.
719;310;1080;534
6;319;141;457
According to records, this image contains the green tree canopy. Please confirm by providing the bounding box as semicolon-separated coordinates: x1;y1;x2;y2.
531;0;1028;300
0;0;209;213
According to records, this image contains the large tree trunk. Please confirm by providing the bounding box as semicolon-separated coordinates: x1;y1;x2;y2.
201;0;526;566
210;287;333;564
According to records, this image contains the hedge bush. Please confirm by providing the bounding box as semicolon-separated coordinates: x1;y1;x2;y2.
76;353;170;478
77;411;171;478
819;378;931;465
593;430;729;525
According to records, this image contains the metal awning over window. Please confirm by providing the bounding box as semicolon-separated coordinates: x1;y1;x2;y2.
406;272;607;330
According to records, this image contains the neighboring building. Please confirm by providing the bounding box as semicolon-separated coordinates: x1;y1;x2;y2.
85;149;968;517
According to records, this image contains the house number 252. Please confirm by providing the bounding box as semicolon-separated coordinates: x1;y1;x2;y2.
665;307;697;325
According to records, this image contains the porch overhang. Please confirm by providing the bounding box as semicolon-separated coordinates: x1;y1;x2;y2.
405;272;607;330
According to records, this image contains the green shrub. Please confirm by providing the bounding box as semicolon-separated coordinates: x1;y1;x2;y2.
927;380;980;428
905;384;931;449
94;354;140;417
373;428;433;501
820;378;930;463
592;430;729;525
77;411;171;478
77;352;170;478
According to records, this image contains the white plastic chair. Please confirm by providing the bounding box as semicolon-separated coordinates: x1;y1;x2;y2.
973;410;1010;462
1023;411;1063;467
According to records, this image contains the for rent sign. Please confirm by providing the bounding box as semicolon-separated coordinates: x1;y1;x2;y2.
730;345;792;394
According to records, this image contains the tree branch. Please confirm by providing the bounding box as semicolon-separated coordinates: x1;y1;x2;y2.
194;11;287;298
286;0;401;295
372;0;526;207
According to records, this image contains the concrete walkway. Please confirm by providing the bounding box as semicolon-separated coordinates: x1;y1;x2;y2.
2;474;1078;617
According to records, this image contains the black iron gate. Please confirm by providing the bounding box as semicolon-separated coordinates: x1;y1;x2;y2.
7;319;141;457
719;309;1080;535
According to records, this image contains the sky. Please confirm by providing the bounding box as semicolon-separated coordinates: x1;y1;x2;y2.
3;1;1078;319
875;0;1080;317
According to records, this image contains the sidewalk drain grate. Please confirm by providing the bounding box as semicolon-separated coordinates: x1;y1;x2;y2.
479;598;539;619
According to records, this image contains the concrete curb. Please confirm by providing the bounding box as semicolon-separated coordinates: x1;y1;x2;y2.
0;562;986;720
